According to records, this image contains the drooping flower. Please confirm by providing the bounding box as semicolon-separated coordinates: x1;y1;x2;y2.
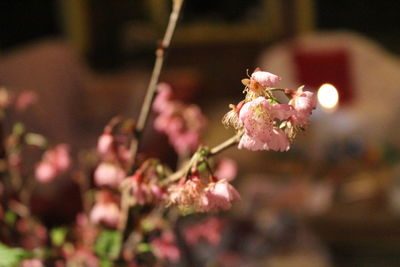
238;97;293;151
90;191;120;228
94;162;126;188
289;86;317;125
151;231;180;262
153;83;206;155
184;217;224;245
35;144;70;183
204;179;241;211
168;177;207;213
97;133;114;156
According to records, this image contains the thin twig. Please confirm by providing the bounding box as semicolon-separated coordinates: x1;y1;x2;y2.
163;133;242;185
119;0;185;247
131;0;184;166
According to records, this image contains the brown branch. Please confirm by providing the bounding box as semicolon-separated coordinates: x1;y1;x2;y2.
163;133;242;185
119;0;185;245
130;0;184;166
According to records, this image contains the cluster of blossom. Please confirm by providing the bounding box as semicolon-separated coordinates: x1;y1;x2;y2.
153;83;207;155
168;156;240;214
223;68;317;151
184;216;224;245
35;144;70;183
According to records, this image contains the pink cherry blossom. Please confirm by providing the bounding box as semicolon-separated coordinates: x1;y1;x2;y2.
289;87;317;125
35;144;70;183
251;70;281;87
151;232;180;262
35;161;58;183
153;83;206;154
204;179;241;211
90;191;120;228
168;177;207;212
97;133;114;156
214;158;237;181
94;162;126;188
238;97;293;151
184;217;224;245
153;83;173;113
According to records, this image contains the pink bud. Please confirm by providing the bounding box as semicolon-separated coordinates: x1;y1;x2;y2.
94;162;126;188
97;133;114;155
35;161;58;183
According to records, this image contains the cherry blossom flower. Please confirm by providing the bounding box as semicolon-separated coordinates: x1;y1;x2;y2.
204;179;241;211
97;133;114;156
289;86;317;125
153;83;206;154
94;162;126;188
184;217;224;245
238;97;293;151
251;70;281;88
151;231;180;262
168;177;207;213
90;191;120;228
35;144;70;183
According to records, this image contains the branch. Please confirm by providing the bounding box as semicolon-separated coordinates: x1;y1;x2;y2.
130;0;184;166
163;133;242;184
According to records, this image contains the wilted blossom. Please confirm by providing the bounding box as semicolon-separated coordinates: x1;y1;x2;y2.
90;190;120;228
151;231;180;262
204;179;241;211
238;97;294;151
168;177;207;213
184;217;224;245
153;83;206;154
94;162;126;188
35;144;71;183
214;158;237;182
20;259;44;267
289;86;317;126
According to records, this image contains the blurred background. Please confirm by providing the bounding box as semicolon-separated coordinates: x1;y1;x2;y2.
1;0;400;266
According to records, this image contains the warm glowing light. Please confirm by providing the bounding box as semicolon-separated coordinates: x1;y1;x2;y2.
317;83;339;110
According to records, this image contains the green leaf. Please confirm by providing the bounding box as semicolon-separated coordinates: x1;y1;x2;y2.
100;259;113;267
4;211;17;226
94;230;122;260
0;243;32;267
137;243;153;253
50;227;68;247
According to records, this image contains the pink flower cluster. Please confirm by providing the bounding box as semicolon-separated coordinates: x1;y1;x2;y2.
168;174;240;213
184;217;224;245
35;144;71;183
89;190;120;228
226;69;317;152
153;83;206;155
151;231;180;262
129;172;164;206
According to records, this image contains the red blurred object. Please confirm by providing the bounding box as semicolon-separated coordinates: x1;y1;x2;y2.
292;47;354;105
